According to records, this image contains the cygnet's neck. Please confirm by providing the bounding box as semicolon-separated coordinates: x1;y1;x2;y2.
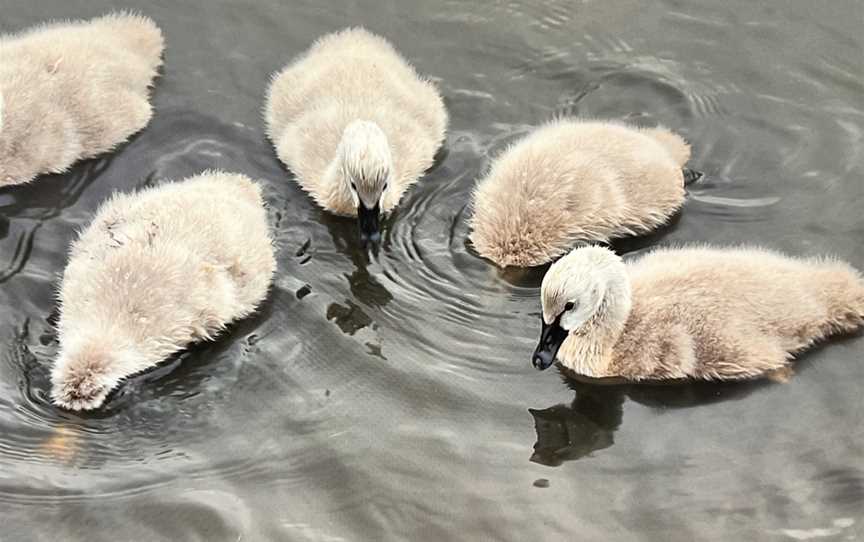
558;276;632;377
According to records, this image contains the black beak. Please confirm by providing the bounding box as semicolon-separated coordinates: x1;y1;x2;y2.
532;315;568;371
358;203;381;245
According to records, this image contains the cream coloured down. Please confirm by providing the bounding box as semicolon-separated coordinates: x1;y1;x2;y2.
264;27;448;224
0;13;164;186
51;171;276;410
537;245;864;380
470;120;696;267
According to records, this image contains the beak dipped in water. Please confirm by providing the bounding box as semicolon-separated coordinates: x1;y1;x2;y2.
532;314;568;370
358;202;381;245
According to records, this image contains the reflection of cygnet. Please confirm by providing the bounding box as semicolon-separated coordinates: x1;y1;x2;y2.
470;120;701;267
265;27;448;243
0;13;164;186
534;245;864;380
52;171;276;410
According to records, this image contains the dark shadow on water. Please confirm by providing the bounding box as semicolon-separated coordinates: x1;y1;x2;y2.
529;370;772;466
0;156;112;283
318;208;393;309
496;263;551;289
529;381;623;466
607;208;683;256
326;300;374;336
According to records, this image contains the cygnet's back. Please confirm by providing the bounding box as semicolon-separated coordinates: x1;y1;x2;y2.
265;27;447;211
53;171;275;410
614;247;864;379
470;120;694;267
0;13;164;186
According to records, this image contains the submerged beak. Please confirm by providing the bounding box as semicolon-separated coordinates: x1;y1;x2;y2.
532;315;568;370
357;203;381;245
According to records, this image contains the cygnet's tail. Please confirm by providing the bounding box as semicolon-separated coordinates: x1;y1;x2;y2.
818;260;864;337
643;126;692;167
92;13;165;69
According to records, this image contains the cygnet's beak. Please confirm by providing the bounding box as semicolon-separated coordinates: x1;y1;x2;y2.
358;202;381;245
532;315;568;370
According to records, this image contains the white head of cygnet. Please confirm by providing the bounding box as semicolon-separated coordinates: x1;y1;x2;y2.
533;246;632;371
337;120;393;244
50;335;144;411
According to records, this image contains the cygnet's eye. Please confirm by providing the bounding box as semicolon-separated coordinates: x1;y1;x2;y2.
350;181;357;192
382;182;388;191
564;301;576;312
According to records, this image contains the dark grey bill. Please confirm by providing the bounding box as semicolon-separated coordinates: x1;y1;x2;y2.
532;314;569;370
358;203;382;244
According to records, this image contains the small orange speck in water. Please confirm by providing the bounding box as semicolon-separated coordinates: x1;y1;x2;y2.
40;425;80;463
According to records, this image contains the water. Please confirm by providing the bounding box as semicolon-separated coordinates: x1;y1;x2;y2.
1;0;862;540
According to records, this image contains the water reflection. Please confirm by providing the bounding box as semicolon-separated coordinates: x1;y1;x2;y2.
319;209;394;309
530;372;771;466
529;382;622;466
0;157;110;283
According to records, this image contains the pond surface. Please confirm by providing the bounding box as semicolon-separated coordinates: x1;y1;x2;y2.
1;0;862;540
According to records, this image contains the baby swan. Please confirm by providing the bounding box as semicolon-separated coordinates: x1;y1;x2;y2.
0;13;164;186
534;246;864;380
265;27;448;243
470;120;701;267
52;171;276;410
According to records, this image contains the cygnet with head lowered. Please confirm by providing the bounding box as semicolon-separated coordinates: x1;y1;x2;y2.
265;27;448;244
52;171;276;410
470;119;702;267
534;245;864;381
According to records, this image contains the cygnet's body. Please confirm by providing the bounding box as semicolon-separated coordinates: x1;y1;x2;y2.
52;171;276;410
533;246;864;380
0;13;164;186
265;27;447;242
470;120;700;267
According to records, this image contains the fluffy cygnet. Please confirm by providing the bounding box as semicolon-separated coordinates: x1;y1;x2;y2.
51;171;276;410
533;245;864;381
470;119;701;267
0;13;164;186
265;27;448;243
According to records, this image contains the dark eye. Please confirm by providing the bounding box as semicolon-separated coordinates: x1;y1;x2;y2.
564;301;575;311
350;181;357;191
382;182;388;191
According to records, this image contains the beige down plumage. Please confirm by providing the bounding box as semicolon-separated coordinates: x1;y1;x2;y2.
532;245;864;381
264;27;447;231
470;120;697;267
0;13;164;186
52;171;276;411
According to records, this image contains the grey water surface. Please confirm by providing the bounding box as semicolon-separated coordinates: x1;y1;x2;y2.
1;0;862;540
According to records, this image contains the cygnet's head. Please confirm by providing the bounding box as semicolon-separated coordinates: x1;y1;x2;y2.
338;120;393;245
532;246;630;370
50;341;125;411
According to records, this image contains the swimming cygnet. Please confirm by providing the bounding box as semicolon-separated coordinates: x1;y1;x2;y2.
0;13;164;186
470;120;702;267
533;245;864;380
51;171;276;410
265;27;448;244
